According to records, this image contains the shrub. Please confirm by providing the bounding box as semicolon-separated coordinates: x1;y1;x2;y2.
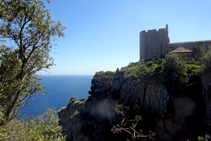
192;45;205;61
0;108;66;141
123;53;204;96
200;46;211;72
155;58;164;65
161;53;204;95
89;71;115;96
70;97;76;103
121;62;139;71
70;110;80;119
124;60;161;81
146;61;154;67
79;98;86;102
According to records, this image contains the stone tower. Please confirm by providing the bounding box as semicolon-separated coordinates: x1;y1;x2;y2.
140;24;169;61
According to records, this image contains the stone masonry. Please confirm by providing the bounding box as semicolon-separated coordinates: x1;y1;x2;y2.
140;24;211;61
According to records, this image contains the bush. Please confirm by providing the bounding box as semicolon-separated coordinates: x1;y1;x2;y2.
124;60;162;81
0;108;66;141
121;62;139;71
155;58;164;65
89;71;115;96
161;53;204;95
192;45;205;61
79;98;86;102
70;97;76;102
199;46;211;72
123;53;204;96
70;110;80;119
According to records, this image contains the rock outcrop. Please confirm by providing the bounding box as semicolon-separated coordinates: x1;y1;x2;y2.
58;69;211;141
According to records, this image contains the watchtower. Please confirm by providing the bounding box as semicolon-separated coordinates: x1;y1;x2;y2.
140;24;169;61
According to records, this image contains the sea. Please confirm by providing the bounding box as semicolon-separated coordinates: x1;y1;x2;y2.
17;75;93;119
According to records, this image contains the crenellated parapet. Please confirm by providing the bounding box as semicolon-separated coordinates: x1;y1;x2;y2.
140;25;211;61
140;25;169;61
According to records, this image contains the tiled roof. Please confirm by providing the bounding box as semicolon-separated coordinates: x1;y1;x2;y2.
170;47;193;53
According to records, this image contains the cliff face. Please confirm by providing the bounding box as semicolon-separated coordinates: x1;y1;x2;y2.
58;70;211;141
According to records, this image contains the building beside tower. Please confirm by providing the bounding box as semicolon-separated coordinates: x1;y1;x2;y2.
139;24;211;61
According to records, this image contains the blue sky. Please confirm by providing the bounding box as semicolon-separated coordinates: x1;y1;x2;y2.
40;0;211;75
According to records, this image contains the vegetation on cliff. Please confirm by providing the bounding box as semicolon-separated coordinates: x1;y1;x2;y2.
79;45;211;140
122;59;163;81
122;52;206;96
89;71;115;96
0;0;210;139
192;45;205;61
200;46;211;72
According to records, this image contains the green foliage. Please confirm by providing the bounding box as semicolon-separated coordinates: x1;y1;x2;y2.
121;62;139;71
0;0;65;125
70;97;76;102
79;98;86;102
0;108;66;141
155;58;164;65
199;46;211;72
0;106;7;139
124;60;162;81
89;71;115;96
192;45;205;61
161;53;188;91
197;135;210;141
123;53;204;96
198;136;206;141
0;45;45;125
70;110;80;119
161;53;204;95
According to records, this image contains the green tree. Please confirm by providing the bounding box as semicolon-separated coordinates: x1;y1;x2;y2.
161;53;188;94
161;53;204;95
200;46;211;71
0;0;65;125
192;45;205;61
89;71;114;96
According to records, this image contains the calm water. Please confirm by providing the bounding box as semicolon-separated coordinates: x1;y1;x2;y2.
18;75;93;118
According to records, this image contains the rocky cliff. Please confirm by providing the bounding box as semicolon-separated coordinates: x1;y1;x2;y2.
58;69;211;141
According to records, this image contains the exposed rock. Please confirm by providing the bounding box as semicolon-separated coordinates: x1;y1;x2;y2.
58;70;211;141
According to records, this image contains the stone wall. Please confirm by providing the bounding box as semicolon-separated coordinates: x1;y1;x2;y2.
140;25;169;61
169;40;211;52
140;25;211;61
